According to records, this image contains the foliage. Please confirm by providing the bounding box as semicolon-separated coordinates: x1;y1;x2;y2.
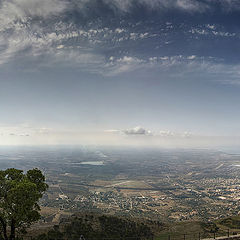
0;168;48;240
34;213;153;240
200;221;219;233
219;217;240;229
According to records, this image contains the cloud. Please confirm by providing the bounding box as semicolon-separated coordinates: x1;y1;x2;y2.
106;127;193;139
35;127;52;135
35;0;240;15
88;0;209;13
105;0;240;13
99;54;240;85
104;129;121;133
105;56;145;75
8;133;30;137
123;126;152;135
0;0;67;26
104;55;226;76
189;26;236;37
105;126;153;136
0;0;239;81
218;0;240;11
175;0;208;12
158;130;192;138
19;133;30;137
0;124;54;138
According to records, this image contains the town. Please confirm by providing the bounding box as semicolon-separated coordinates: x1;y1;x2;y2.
1;147;239;223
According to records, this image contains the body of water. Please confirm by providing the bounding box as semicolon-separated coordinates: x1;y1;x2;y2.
80;161;104;166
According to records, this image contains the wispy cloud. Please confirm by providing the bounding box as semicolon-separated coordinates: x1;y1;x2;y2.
80;0;209;13
0;0;67;26
0;0;240;84
103;54;234;78
0;123;53;137
77;0;240;13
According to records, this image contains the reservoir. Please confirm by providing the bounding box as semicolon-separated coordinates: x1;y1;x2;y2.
80;161;104;166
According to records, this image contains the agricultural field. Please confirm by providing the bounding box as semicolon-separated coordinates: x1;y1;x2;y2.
1;146;240;224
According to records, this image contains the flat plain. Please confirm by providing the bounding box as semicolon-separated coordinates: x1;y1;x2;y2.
0;146;240;225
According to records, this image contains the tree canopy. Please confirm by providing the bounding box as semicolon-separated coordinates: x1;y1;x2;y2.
34;213;153;240
0;168;48;240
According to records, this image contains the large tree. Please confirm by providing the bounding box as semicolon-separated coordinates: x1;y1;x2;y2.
0;168;48;240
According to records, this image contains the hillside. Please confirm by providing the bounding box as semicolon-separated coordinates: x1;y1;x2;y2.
28;213;240;240
32;213;154;240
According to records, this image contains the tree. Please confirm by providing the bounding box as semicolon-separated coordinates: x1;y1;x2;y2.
0;168;48;240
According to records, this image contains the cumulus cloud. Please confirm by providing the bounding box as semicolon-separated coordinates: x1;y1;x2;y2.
106;127;193;139
105;127;152;136
123;126;152;135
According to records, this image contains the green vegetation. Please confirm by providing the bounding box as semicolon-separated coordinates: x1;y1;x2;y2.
218;216;240;229
31;214;240;240
0;168;48;240
34;213;153;240
19;211;240;240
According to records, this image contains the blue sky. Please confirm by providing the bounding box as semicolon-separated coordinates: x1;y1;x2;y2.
1;0;240;147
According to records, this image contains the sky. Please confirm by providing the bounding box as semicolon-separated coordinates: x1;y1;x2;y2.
1;0;240;148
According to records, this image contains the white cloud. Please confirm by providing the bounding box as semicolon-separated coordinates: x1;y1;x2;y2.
58;0;240;14
105;56;145;75
0;0;239;80
212;31;236;37
0;0;67;29
159;130;175;137
56;45;65;49
0;21;106;69
35;127;52;135
106;127;193;139
115;28;125;34
103;54;238;78
187;55;196;60
105;129;121;133
103;55;219;76
123;126;152;135
103;54;240;84
158;130;192;137
0;124;54;137
100;0;209;12
206;24;216;30
19;134;30;137
117;56;143;64
190;26;236;37
176;0;208;12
